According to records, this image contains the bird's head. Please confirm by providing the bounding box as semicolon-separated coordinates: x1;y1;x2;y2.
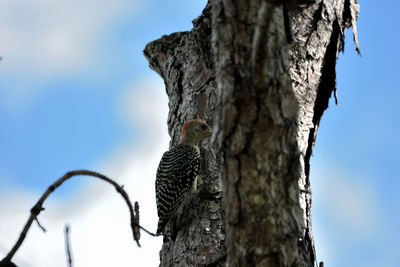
180;119;212;146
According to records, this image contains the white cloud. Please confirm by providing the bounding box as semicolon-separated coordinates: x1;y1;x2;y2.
311;162;381;266
95;77;170;177
312;163;378;233
0;0;136;76
0;0;139;113
0;78;169;266
119;78;170;145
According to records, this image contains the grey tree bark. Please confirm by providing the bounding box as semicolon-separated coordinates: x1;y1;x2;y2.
144;0;359;266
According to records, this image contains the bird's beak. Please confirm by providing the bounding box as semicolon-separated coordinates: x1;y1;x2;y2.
208;127;213;137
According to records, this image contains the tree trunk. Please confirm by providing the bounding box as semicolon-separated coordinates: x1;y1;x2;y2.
144;0;359;266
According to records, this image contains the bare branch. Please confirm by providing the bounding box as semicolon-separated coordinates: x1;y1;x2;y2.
64;224;73;267
0;170;156;265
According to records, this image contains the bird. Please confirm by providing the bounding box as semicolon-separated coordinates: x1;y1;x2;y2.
155;119;212;239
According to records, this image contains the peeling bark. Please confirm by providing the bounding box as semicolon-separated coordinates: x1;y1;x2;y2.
144;0;359;266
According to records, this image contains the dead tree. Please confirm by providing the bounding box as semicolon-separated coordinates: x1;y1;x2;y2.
144;0;359;266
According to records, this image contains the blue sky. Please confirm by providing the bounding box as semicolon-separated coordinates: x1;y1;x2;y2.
311;1;400;266
0;0;398;266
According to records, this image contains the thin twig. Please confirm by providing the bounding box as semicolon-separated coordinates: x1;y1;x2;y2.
139;225;156;237
64;224;73;267
300;189;312;194
34;217;46;232
0;170;157;265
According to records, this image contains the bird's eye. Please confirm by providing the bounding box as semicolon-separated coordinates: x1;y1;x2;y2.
201;124;207;130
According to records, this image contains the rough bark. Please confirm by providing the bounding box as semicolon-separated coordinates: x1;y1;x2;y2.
144;4;226;266
144;0;359;266
212;1;303;266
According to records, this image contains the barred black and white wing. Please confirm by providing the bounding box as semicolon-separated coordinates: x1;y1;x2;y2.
155;144;200;235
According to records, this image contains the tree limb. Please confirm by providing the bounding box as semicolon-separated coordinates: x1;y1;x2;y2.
0;170;156;266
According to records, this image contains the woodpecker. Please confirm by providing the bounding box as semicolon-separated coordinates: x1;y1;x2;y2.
155;119;212;237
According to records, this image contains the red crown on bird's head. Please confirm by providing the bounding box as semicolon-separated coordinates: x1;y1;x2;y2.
180;119;208;142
